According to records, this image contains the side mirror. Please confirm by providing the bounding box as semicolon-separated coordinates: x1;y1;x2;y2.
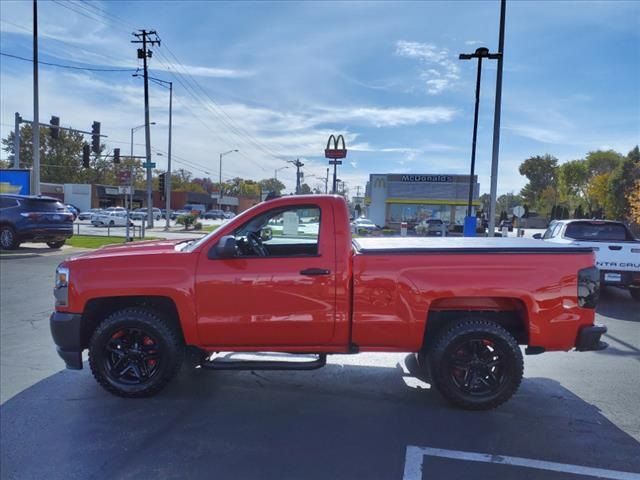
209;235;237;259
260;227;273;242
532;233;542;240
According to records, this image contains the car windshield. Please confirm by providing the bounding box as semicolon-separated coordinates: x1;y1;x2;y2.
22;198;66;212
564;222;634;241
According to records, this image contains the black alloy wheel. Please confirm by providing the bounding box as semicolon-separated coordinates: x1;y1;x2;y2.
89;308;183;397
446;338;506;397
428;318;523;410
103;327;162;385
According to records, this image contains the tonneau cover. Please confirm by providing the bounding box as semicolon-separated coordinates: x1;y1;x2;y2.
353;237;594;254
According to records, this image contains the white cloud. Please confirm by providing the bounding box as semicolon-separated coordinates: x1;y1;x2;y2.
395;40;460;94
464;40;484;46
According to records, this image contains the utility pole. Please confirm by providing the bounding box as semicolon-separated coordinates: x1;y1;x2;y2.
13;113;21;168
32;0;40;195
288;158;304;194
165;80;173;230
325;168;329;194
488;0;507;238
132;29;160;227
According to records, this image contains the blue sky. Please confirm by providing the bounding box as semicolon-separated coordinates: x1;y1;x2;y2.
1;0;639;195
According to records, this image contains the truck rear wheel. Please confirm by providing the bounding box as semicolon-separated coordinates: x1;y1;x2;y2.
428;318;523;410
630;288;640;302
88;308;184;398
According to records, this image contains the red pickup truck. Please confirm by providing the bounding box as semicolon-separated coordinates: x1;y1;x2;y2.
50;195;605;410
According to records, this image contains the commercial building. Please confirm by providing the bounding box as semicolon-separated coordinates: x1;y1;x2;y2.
365;173;480;229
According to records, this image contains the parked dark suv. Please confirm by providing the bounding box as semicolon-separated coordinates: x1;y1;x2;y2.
0;194;74;250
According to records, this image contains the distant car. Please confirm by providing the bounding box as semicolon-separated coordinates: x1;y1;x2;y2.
351;217;379;233
64;204;79;220
499;220;514;232
223;211;236;219
78;208;103;221
91;211;133;227
130;208;162;221
0;194;74;250
203;209;225;220
535;219;640;301
416;218;447;236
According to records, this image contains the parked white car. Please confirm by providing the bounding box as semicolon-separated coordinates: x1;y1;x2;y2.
535;219;640;301
130;207;162;221
91;211;133;227
351;217;379;233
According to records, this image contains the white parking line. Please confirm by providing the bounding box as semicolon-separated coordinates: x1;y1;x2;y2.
402;446;640;480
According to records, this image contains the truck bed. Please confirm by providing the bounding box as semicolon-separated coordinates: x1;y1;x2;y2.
353;237;593;254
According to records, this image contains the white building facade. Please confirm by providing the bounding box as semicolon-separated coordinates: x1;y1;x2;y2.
365;173;480;229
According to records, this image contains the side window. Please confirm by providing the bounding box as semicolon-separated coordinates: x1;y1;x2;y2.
234;205;321;257
550;223;563;238
0;198;18;209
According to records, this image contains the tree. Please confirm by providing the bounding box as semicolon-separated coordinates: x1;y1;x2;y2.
585;150;624;177
606;146;640;221
479;193;490;215
299;183;312;194
627;178;640;227
2;123;88;183
518;154;558;207
586;173;611;218
259;178;285;196
496;192;523;217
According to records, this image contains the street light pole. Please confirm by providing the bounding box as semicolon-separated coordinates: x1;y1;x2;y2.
459;47;500;237
219;149;239;204
32;0;40;195
128;123;155;240
488;0;507;237
275;166;289;181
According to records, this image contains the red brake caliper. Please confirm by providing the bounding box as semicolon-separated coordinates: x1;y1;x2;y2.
143;336;156;367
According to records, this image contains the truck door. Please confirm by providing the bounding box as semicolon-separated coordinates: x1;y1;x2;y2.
195;203;336;347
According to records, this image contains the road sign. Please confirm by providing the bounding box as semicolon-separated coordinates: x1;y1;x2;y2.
329;160;343;165
118;186;132;195
513;205;525;218
118;170;131;184
142;162;156;169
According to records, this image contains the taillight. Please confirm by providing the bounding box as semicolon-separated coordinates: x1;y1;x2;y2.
577;267;599;309
20;212;41;220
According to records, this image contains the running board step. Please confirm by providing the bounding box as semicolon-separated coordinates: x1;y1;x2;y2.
202;353;327;371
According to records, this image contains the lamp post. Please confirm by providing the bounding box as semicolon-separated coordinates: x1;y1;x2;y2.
135;74;173;230
219;149;239;204
128;122;155;241
458;47;500;237
275;165;289;181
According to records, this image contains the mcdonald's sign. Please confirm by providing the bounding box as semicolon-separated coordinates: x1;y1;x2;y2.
325;134;347;160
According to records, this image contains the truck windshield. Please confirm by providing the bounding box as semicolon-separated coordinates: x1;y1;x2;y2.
565;222;634;242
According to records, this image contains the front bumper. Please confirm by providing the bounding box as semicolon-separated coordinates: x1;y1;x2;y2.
575;324;608;352
50;311;84;369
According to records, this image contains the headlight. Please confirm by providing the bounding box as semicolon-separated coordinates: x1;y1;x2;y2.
55;265;69;288
54;264;70;307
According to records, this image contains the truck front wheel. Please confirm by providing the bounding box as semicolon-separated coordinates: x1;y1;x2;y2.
428;318;523;410
88;308;184;398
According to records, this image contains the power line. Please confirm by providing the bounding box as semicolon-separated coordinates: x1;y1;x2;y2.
0;51;136;72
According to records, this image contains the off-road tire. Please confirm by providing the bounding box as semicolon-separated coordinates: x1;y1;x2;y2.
46;240;65;249
0;225;19;250
428;318;523;410
89;308;184;398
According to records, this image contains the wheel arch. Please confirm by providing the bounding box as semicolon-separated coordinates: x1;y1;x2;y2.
422;296;530;351
80;296;183;349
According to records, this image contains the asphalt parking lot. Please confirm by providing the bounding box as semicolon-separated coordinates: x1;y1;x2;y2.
1;250;639;480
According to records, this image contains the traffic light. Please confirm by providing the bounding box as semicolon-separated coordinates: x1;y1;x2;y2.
50;116;60;139
82;144;91;168
91;121;101;153
113;148;120;164
158;172;166;194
